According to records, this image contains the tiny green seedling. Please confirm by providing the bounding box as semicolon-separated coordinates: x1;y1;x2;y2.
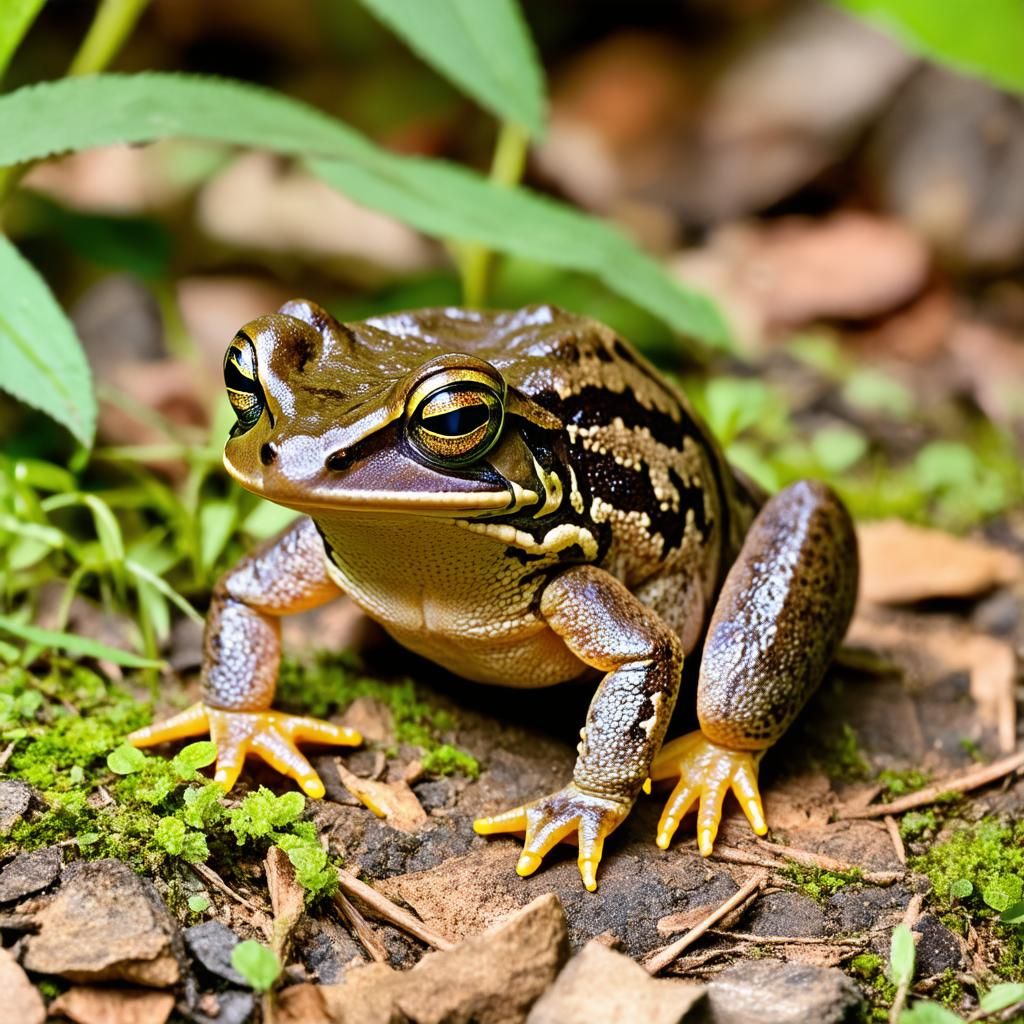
231;940;280;993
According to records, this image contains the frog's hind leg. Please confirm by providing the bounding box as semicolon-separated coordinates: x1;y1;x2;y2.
652;480;858;855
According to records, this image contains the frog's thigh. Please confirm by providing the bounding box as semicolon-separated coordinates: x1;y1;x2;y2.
697;479;858;749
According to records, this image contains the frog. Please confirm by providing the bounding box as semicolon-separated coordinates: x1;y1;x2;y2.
128;301;858;892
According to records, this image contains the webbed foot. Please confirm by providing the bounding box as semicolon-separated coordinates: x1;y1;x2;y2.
127;703;362;799
473;783;630;891
648;730;767;855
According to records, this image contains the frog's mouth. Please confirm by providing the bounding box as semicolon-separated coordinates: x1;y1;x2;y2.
223;448;536;517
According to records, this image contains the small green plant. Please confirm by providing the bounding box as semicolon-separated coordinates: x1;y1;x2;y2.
879;769;930;801
231;940;281;993
785;863;862;902
187;894;210;914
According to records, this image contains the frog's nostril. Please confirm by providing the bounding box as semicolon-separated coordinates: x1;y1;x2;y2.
259;443;277;466
325;450;352;472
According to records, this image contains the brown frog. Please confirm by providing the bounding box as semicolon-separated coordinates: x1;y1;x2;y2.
129;302;858;891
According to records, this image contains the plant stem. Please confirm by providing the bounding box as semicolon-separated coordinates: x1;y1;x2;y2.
68;0;150;77
459;120;530;307
0;0;152;210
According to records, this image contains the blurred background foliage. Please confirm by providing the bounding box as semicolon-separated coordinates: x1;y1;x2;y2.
1;0;1023;664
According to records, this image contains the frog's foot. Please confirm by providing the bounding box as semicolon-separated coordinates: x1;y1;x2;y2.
649;730;767;856
473;783;630;892
127;703;362;799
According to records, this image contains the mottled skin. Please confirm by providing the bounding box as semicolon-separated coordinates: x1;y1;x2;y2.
129;302;858;891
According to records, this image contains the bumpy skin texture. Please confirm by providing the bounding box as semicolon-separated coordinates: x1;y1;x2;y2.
129;303;859;890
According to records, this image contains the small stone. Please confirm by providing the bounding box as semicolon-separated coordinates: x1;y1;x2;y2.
701;959;861;1024
298;918;364;984
21;859;180;986
744;891;826;938
183;920;246;986
0;947;45;1024
0;780;35;835
49;985;175;1024
322;893;570;1024
913;914;964;976
0;846;62;903
185;990;256;1024
828;886;909;933
527;940;705;1024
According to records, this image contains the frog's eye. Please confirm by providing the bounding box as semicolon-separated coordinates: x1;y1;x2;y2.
407;381;504;466
224;332;266;436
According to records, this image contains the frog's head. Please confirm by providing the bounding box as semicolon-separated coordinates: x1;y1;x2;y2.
222;300;563;518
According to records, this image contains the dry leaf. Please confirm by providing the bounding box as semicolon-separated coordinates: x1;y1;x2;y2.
50;986;175;1024
265;846;306;964
276;983;332;1024
335;761;427;833
339;697;394;745
857;520;1022;605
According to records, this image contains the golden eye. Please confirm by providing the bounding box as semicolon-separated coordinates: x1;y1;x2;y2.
408;382;504;466
223;333;266;436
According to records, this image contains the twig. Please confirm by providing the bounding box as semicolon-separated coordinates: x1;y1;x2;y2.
333;891;389;963
643;873;765;976
712;845;784;871
718;840;902;885
839;750;1024;819
884;816;907;865
190;862;265;918
889;894;924;1024
0;741;14;770
706;929;864;947
336;868;454;951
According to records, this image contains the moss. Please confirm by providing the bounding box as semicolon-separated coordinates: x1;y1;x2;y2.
785;863;862;902
878;768;930;801
912;817;1024;981
815;723;871;782
900;809;938;840
931;970;968;1013
848;952;897;1023
277;652;478;777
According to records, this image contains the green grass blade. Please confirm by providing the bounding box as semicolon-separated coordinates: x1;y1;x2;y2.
0;613;164;668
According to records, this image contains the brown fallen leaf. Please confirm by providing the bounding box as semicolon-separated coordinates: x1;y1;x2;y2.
50;986;175;1024
335;761;427;833
0;948;45;1024
857;520;1023;605
276;983;332;1024
339;696;394;745
265;846;306;965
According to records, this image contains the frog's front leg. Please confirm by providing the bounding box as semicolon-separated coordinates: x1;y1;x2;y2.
127;517;362;796
652;480;858;855
474;565;683;891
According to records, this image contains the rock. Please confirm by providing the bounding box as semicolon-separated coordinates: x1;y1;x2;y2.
913;914;964;976
322;893;570;1024
298;917;364;984
743;891;826;938
870;66;1024;271
277;983;333;1024
527;940;705;1024
0;947;45;1024
0;780;35;835
412;779;454;813
184;990;256;1024
698;959;861;1024
49;985;175;1024
183;920;246;986
0;846;62;903
828;886;910;934
21;860;180;986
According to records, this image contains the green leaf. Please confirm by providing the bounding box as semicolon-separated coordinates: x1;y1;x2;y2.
231;940;280;993
198;498;237;571
1001;900;1024;924
898;1002;964;1024
0;236;96;448
172;741;218;779
981;874;1023;912
187;894;210;914
811;423;868;474
0;614;164;669
357;0;545;137
980;983;1024;1013
0;0;45;81
836;0;1024;96
154;815;187;854
889;923;916;986
107;743;147;775
0;74;728;346
949;878;974;900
